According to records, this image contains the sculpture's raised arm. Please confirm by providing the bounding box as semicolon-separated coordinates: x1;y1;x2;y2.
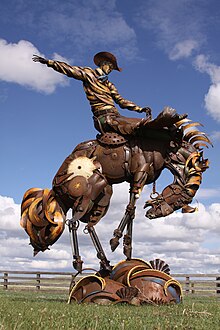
32;54;86;81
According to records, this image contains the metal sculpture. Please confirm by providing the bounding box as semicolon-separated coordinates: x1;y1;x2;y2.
68;258;182;305
20;109;210;272
20;51;211;305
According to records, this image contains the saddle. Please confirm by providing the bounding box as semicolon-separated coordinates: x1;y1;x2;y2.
97;132;127;146
96;108;187;147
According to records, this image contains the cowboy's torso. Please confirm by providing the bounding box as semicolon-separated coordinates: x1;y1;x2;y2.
82;67;119;116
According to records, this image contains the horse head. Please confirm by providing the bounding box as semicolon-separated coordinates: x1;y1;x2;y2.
144;117;211;219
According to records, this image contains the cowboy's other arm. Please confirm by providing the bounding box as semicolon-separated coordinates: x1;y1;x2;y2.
109;82;143;112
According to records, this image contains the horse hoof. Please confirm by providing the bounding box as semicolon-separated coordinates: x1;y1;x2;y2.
145;210;156;219
110;237;120;251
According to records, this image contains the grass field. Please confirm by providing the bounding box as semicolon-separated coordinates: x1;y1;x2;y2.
0;290;220;330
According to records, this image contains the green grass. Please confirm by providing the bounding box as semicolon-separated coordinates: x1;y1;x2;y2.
0;290;220;330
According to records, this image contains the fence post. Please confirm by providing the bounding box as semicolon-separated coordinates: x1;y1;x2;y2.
36;273;41;290
4;272;8;290
185;276;190;294
216;276;220;294
191;282;195;294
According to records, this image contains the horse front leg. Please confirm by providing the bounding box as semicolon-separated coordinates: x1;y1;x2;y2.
110;194;136;254
110;163;150;258
122;193;136;259
110;192;137;256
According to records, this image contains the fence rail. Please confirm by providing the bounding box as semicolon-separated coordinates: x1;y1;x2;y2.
1;270;220;296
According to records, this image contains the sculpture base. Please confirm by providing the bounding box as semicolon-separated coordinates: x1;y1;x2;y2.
68;258;182;305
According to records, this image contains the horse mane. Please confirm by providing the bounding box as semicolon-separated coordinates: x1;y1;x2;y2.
174;117;212;150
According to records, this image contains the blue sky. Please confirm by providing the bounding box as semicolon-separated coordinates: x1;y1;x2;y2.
1;0;220;273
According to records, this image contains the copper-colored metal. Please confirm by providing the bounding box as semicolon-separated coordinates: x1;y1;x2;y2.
110;259;152;283
93;51;122;71
21;108;210;267
68;258;182;305
32;53;154;137
20;188;65;255
22;54;210;272
127;268;182;304
68;274;129;304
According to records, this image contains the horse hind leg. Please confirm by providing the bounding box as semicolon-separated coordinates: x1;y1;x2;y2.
86;225;112;272
67;214;83;272
81;184;113;271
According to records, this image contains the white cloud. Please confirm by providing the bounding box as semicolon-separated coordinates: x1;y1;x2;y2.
1;185;220;273
194;55;220;84
0;39;68;94
204;84;220;122
135;1;204;59
169;39;199;60
0;195;20;231
29;259;68;270
135;2;220;123
194;55;220;121
196;188;220;199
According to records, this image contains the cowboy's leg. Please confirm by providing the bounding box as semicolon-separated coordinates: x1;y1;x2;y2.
105;115;143;135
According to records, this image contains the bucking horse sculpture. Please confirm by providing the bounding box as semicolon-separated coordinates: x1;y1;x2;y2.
20;107;210;272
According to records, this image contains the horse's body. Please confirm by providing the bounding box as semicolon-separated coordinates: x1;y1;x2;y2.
52;130;170;218
20;109;210;271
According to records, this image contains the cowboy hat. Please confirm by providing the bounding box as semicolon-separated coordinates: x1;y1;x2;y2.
94;51;122;71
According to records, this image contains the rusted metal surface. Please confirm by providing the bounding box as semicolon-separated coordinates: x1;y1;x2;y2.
20;53;210;273
20;110;210;269
68;258;182;305
32;52;152;136
20;188;65;255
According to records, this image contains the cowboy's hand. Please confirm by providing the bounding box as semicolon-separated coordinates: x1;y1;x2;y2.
141;107;152;118
32;54;48;64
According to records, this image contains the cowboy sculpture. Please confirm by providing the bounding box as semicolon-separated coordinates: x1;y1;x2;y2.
22;51;209;277
33;51;187;136
33;51;154;135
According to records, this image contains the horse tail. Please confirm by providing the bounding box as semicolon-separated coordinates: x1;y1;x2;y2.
20;187;65;255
